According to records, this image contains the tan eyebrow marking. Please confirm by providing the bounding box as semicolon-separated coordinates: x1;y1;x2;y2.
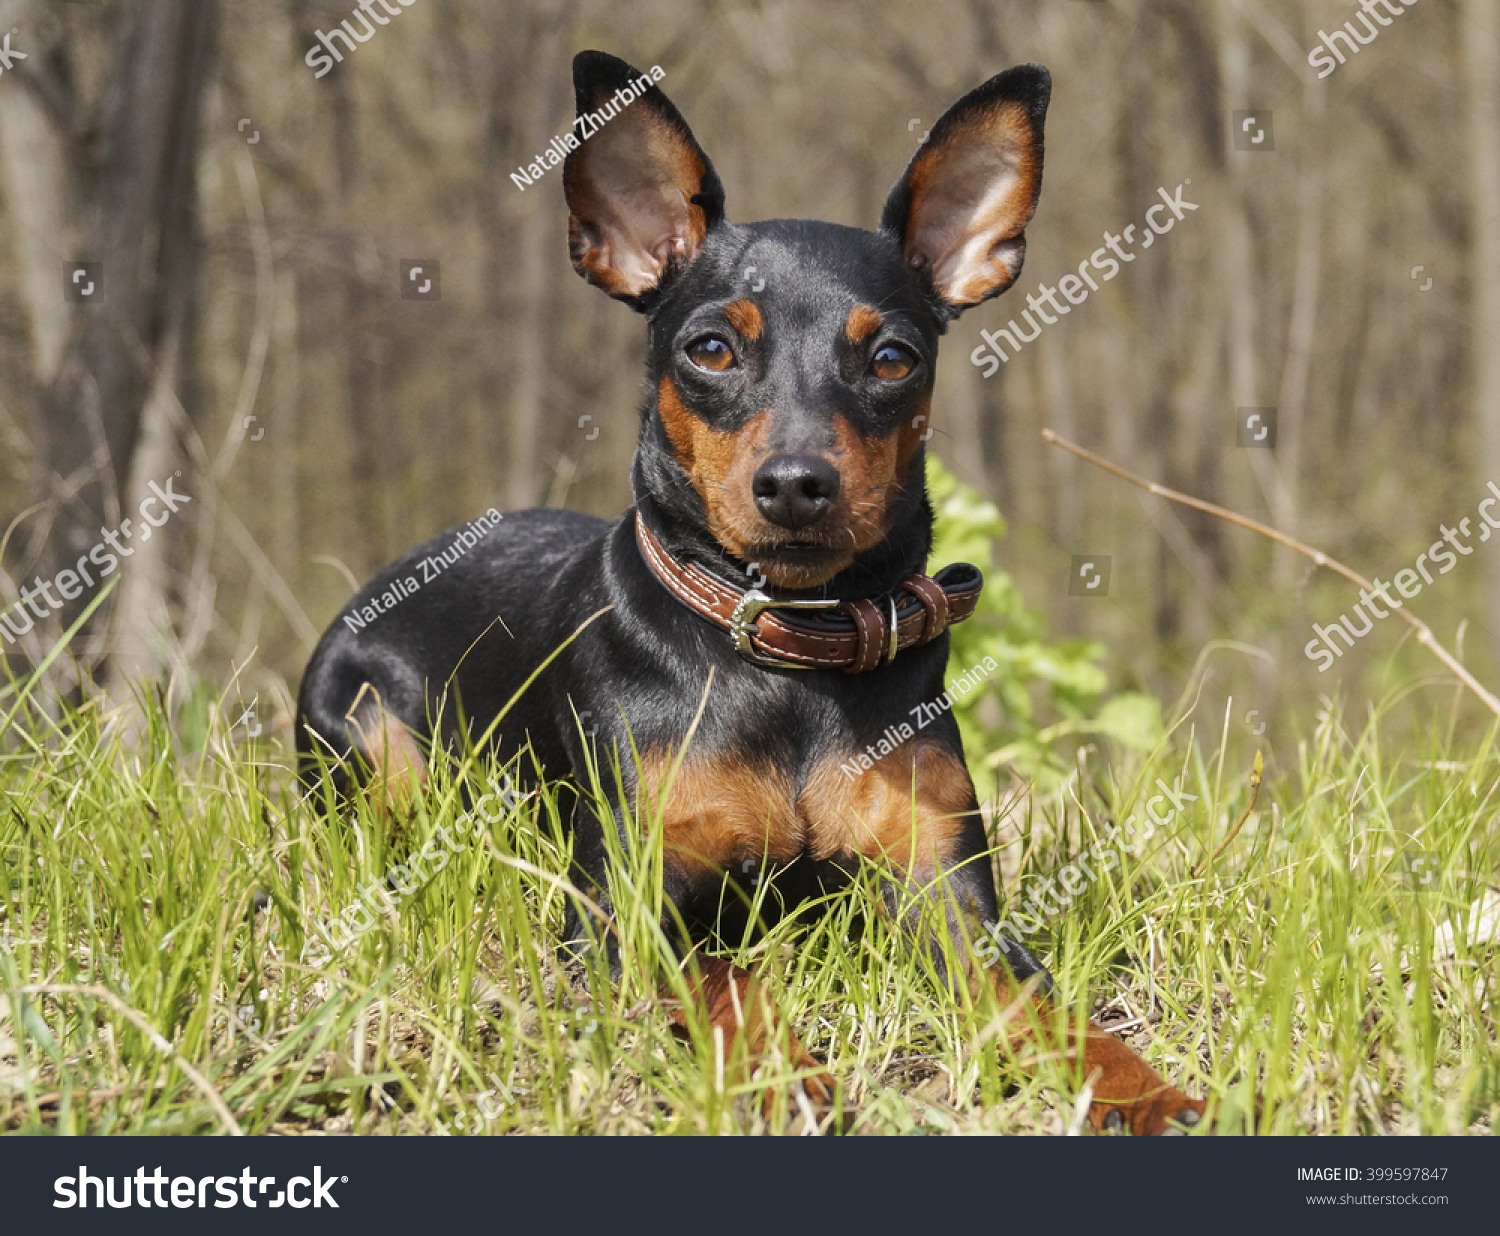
845;303;884;345
723;299;763;341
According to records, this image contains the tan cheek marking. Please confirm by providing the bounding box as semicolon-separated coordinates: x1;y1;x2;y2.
895;392;931;476
656;373;704;474
830;414;899;554
634;751;804;871
799;743;974;875
656;375;774;559
845;303;883;346
723;299;763;341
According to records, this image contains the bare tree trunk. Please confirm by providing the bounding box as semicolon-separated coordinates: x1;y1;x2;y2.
0;0;79;674
0;0;69;390
945;338;988;494
1122;6;1176;660
504;1;568;510
9;0;214;678
107;320;185;688
1216;0;1261;521
1039;327;1078;549
269;266;302;590
324;49;383;574
1465;0;1500;672
1231;0;1331;728
1269;58;1322;591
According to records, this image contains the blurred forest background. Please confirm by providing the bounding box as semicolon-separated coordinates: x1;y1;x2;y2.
1;0;1498;760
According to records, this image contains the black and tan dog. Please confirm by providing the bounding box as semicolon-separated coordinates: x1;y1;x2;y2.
297;51;1206;1134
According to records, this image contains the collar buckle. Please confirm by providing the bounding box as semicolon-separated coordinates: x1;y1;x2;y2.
729;589;841;669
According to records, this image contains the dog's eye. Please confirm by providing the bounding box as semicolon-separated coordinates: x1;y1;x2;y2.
871;345;916;381
687;337;736;371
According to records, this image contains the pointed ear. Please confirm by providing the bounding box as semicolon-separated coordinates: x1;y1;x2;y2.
879;64;1050;319
562;52;726;311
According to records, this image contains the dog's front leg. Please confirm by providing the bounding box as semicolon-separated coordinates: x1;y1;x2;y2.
665;952;837;1120
804;740;1206;1134
575;764;839;1121
976;954;1207;1135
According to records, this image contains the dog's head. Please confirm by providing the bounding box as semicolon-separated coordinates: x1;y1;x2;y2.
563;52;1049;590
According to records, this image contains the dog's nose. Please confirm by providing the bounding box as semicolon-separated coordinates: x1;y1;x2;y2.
752;454;841;529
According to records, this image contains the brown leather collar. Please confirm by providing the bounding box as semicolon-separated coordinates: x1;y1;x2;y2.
634;512;982;673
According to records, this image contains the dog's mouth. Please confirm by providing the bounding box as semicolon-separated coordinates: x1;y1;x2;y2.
740;539;853;589
748;538;837;559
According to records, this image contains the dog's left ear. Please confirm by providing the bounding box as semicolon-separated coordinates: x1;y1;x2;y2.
563;51;726;311
880;64;1050;319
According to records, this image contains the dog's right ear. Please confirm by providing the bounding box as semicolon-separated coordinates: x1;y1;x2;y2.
563;52;725;311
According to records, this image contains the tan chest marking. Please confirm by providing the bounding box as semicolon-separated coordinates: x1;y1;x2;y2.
633;743;974;876
631;754;801;870
799;743;973;874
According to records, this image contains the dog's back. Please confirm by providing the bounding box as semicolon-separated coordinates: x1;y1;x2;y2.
295;507;608;793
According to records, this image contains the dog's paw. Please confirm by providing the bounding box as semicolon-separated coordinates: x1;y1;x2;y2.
801;1070;839;1109
757;1068;847;1132
805;1071;854;1133
1093;1090;1206;1136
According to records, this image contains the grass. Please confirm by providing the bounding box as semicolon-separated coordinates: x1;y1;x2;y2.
1;662;1497;1136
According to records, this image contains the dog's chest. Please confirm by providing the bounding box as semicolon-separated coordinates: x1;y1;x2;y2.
630;736;974;871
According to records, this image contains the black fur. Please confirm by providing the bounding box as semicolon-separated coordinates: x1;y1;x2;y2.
296;52;1052;984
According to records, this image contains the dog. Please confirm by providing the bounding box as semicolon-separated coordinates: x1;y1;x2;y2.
296;50;1207;1135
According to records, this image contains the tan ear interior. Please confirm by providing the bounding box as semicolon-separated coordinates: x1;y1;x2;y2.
565;105;710;299
902;100;1042;305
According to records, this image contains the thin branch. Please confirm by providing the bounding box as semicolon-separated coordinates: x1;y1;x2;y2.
1041;429;1500;719
1193;750;1262;879
1234;0;1311;79
213;146;276;479
13;51;76;136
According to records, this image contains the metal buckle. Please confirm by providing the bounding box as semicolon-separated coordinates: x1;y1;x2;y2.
729;589;840;669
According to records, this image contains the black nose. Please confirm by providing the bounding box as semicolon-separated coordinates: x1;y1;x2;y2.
752;454;841;529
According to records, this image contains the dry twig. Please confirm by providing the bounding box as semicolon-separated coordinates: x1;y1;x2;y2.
1042;430;1500;719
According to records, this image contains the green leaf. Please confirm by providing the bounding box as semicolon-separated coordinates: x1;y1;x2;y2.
1090;693;1165;751
926;455;1156;797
